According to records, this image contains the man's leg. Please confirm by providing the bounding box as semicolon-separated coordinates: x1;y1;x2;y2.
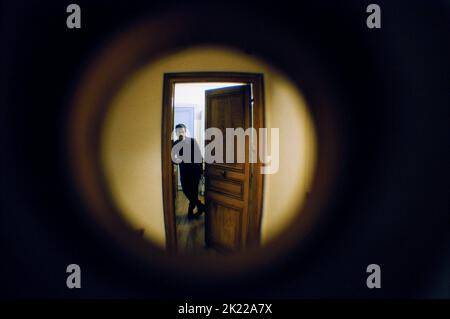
180;174;195;218
187;176;200;217
191;174;205;216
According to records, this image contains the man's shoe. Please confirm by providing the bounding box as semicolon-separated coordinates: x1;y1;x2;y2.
194;202;206;218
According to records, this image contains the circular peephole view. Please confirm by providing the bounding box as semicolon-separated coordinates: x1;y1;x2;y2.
101;46;317;257
69;17;325;277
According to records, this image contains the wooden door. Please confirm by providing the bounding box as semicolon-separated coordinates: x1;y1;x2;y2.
204;85;252;252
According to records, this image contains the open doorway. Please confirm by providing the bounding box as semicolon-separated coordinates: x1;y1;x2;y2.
162;72;265;255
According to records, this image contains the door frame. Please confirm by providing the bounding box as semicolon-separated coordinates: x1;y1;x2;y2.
161;72;265;253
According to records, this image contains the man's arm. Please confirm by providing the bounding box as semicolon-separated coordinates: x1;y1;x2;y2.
192;138;204;173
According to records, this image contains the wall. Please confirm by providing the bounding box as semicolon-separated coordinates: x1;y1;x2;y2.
101;46;317;248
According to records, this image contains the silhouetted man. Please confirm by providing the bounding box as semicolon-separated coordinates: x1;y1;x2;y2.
172;124;205;220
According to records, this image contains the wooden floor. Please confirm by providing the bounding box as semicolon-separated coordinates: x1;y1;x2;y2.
175;191;218;256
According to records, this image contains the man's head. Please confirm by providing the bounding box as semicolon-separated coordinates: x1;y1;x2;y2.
175;123;187;140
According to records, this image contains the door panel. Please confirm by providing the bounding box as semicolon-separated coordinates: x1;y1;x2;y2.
208;92;246;171
207;201;243;252
208;179;244;199
204;85;251;252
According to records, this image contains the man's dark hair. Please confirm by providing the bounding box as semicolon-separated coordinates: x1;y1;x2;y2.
175;123;187;129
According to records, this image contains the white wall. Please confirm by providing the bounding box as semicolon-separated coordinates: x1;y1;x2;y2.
101;46;317;248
